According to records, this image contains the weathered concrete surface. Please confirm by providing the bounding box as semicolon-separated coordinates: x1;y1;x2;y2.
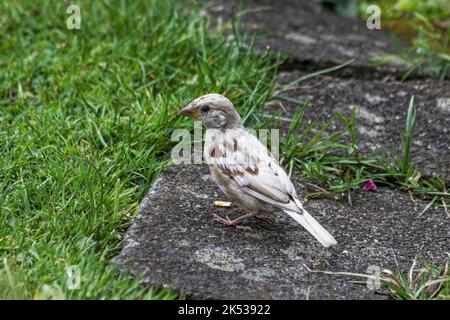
207;0;408;78
267;72;450;177
114;165;449;300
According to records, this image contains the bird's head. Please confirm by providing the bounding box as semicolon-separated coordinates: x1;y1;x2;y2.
178;93;243;129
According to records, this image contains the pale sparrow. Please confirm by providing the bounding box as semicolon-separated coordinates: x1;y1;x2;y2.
179;93;337;247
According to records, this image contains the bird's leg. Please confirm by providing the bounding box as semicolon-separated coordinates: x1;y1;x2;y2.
212;212;256;231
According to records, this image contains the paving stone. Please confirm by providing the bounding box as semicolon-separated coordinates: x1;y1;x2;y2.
206;0;409;78
267;72;450;177
114;165;449;300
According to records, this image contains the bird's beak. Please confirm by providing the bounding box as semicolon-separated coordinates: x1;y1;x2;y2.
178;104;199;118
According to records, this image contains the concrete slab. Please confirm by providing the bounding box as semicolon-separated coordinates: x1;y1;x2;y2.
207;0;409;78
114;165;449;299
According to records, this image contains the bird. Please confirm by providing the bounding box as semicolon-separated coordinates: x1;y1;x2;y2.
178;93;337;248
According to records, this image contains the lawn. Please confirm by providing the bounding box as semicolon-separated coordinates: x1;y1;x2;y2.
0;0;276;299
0;0;448;300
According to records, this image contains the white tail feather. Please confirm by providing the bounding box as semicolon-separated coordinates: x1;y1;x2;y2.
284;209;337;248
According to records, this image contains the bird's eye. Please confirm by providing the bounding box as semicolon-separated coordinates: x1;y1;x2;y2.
201;105;210;113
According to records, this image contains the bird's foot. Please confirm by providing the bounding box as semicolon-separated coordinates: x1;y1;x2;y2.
212;213;252;231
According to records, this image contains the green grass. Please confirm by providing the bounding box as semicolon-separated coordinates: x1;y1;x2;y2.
0;0;277;299
0;0;448;300
380;258;449;300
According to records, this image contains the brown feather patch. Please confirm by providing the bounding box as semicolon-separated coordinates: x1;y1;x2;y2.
245;165;259;175
219;164;244;177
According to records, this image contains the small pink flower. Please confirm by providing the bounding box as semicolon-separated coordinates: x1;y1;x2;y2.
363;179;377;191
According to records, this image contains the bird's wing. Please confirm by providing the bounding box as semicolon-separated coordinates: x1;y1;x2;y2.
205;128;300;212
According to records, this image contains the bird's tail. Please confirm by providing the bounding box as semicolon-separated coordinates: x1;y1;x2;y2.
284;207;337;248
